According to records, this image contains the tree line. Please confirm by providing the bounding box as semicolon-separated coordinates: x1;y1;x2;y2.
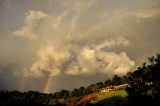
0;74;126;106
53;74;127;99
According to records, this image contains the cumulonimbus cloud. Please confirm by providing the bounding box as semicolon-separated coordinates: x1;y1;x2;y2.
24;45;70;77
65;44;135;76
12;9;135;78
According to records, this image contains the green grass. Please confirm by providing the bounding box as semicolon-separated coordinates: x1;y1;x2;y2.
92;90;128;106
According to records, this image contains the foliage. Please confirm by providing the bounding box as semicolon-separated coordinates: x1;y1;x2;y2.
54;90;69;99
112;75;123;86
104;79;112;87
0;74;127;106
126;54;160;106
0;90;56;106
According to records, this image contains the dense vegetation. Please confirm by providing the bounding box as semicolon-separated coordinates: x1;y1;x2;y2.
125;54;160;106
0;75;126;106
0;54;160;106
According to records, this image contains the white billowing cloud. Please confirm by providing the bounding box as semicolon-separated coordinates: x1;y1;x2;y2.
25;45;70;77
11;0;140;79
97;52;135;75
66;47;97;75
12;10;69;77
13;9;69;42
66;46;135;76
13;10;53;40
12;8;135;78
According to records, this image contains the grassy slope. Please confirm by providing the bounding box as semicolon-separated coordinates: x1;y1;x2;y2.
92;90;128;106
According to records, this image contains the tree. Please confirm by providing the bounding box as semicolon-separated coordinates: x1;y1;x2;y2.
121;75;127;84
104;79;112;87
126;54;160;106
112;75;123;86
96;82;104;89
60;90;70;99
82;87;93;96
54;92;62;99
70;88;79;97
78;86;85;96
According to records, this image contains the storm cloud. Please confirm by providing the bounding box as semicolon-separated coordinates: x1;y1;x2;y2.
0;0;160;92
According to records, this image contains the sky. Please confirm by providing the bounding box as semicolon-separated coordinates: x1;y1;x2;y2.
0;0;160;93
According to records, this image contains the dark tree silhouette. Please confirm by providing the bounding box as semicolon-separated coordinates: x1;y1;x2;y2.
112;75;123;86
126;54;160;106
104;79;112;87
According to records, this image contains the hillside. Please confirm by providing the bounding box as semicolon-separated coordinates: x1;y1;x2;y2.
76;90;127;106
92;90;127;106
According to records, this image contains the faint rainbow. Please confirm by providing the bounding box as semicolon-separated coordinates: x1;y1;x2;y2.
43;75;52;93
20;71;28;91
20;75;27;91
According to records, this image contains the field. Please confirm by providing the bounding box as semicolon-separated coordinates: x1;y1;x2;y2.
91;90;128;106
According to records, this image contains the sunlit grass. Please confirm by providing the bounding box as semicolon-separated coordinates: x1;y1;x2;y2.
92;90;128;106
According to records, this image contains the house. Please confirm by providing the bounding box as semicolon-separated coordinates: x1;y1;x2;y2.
99;84;129;93
114;84;129;90
99;86;115;92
